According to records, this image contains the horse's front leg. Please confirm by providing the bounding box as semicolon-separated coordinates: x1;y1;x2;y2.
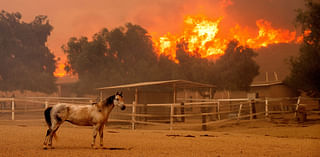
99;125;104;148
91;125;100;149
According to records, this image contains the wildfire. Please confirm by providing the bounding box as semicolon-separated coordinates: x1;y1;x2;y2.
54;63;66;77
232;19;296;48
54;15;301;76
183;16;225;58
156;33;179;62
153;15;298;62
296;29;311;43
153;15;227;63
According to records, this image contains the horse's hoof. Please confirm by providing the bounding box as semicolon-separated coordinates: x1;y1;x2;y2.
91;145;97;149
47;145;54;149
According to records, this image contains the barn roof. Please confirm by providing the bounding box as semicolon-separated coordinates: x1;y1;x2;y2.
97;80;215;90
250;81;283;87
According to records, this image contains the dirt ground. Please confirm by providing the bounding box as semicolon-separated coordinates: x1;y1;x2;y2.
0;118;320;157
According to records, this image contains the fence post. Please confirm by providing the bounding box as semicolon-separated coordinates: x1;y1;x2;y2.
132;102;136;130
181;102;185;122
217;101;221;120
45;101;49;109
143;104;148;122
265;98;269;118
249;101;253;120
238;103;243;121
170;103;174;130
280;102;284;117
295;96;301;118
201;105;207;131
252;99;257;119
132;88;138;130
11;98;15;120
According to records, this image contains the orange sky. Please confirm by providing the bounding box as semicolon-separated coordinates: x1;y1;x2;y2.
1;0;304;76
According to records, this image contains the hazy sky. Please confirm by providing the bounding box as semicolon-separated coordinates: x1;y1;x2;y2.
1;0;304;60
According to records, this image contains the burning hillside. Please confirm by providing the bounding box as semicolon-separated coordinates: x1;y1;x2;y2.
152;15;299;63
54;14;300;77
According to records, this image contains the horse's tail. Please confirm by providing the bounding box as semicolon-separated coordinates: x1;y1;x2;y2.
44;107;58;141
44;107;52;127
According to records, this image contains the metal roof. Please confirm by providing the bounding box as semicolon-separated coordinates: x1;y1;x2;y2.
250;81;283;87
97;80;215;90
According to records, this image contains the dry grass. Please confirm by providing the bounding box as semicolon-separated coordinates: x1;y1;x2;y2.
0;119;319;157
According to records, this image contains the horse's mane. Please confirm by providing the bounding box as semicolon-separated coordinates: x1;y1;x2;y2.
106;95;115;106
102;93;123;106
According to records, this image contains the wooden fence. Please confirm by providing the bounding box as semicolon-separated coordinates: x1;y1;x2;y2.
111;97;320;130
0;97;93;121
0;97;319;130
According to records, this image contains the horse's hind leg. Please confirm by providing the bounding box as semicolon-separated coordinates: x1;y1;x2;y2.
43;128;52;149
47;122;62;149
43;104;68;149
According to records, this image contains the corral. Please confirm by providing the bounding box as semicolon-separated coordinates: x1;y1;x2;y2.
0;94;320;156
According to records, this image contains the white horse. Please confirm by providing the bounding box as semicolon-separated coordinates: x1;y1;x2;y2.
43;92;125;149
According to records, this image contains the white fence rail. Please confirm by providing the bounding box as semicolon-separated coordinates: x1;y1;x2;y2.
1;97;319;130
0;97;93;120
118;97;320;130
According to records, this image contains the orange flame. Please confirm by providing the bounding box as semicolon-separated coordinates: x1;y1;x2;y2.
296;29;311;43
232;19;296;48
153;15;226;62
155;33;179;63
153;15;298;62
183;16;226;57
54;63;66;77
55;15;301;75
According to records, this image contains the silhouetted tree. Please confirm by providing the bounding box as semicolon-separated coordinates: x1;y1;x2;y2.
0;10;56;93
175;41;215;84
215;40;259;90
286;0;320;96
64;24;261;94
63;23;161;94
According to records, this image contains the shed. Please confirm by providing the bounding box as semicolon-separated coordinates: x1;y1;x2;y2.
97;80;216;104
250;81;298;98
97;80;215;124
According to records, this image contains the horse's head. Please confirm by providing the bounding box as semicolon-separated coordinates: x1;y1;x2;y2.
113;92;126;110
104;92;125;110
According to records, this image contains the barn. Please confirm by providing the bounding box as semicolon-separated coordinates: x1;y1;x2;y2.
249;81;299;98
97;80;216;129
213;80;299;99
97;79;216;104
